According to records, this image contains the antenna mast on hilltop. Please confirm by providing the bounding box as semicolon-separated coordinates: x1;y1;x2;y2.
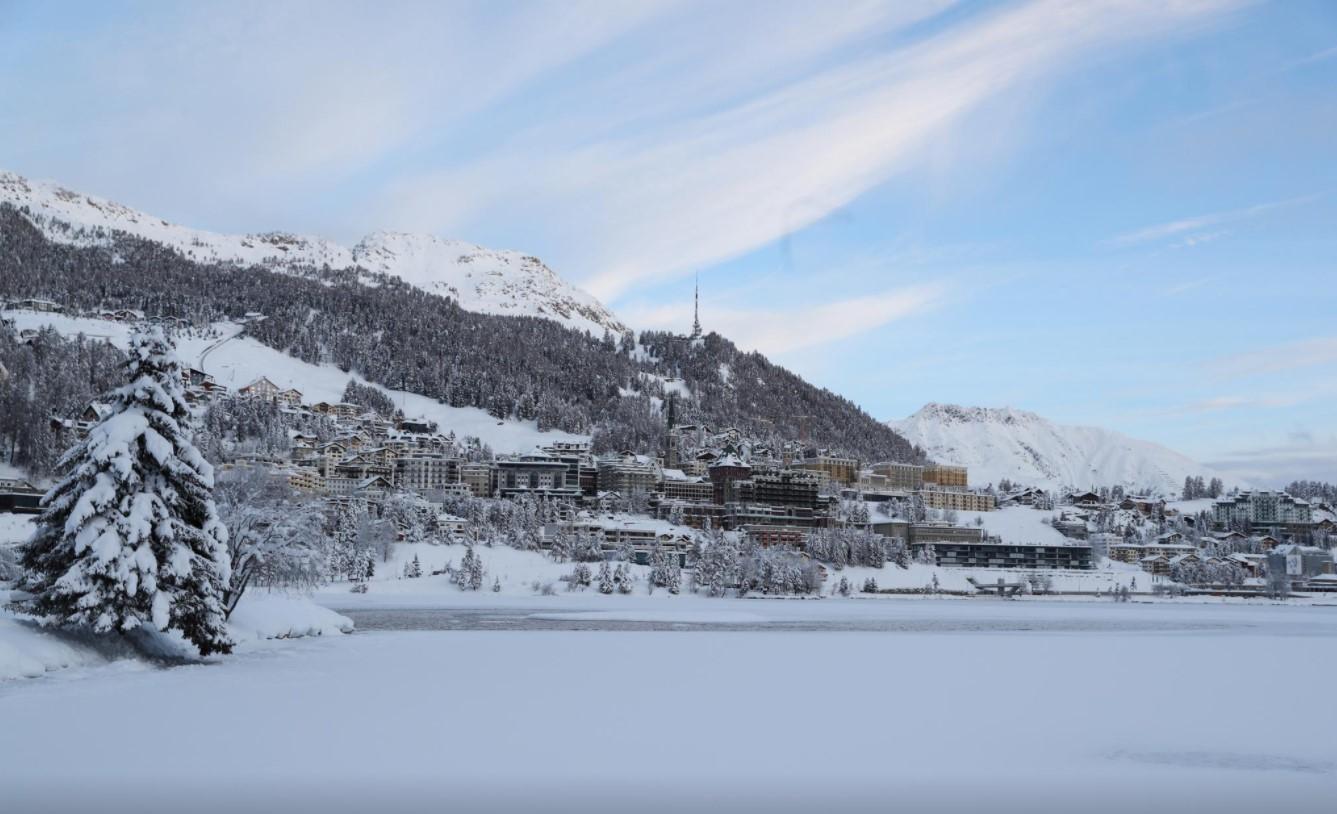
690;275;702;340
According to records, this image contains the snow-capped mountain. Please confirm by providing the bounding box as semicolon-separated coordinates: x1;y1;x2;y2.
0;171;626;336
889;403;1226;495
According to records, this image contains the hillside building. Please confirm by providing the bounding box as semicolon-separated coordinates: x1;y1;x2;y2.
870;461;924;491
922;463;968;490
1213;491;1312;532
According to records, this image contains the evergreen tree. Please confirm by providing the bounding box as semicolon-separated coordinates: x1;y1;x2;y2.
614;562;633;594
598;560;614;594
19;327;233;656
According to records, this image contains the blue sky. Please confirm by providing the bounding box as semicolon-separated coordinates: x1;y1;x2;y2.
2;0;1334;483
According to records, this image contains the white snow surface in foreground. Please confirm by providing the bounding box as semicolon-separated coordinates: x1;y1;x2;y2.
0;593;350;681
1;599;1333;813
4;310;587;454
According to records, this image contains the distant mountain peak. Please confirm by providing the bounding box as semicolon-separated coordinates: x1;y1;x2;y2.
891;402;1229;495
0;170;625;336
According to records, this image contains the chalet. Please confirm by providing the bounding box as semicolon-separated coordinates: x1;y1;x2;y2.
333;403;362;419
1001;487;1046;507
1067;490;1104;509
1254;534;1282;552
1210;530;1247;546
1120;496;1165;516
1169;552;1200;570
79;403;111;424
97;308;145;322
238;377;280;400
277;388;303;408
0;478;43;514
397;417;435;434
1139;554;1170;576
1227;553;1265;577
435;513;468;542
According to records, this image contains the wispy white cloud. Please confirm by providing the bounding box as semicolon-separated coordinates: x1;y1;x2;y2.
1206;336;1337;378
377;0;1253;301
621;284;947;356
1107;193;1321;248
1283;44;1337;71
1206;435;1337;484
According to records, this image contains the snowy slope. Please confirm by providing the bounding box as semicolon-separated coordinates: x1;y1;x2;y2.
3;310;588;455
889;403;1226;495
0;170;625;336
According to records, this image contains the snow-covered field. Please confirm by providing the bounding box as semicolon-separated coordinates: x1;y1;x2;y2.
4;309;587;454
321;537;1153;609
1;598;1333;814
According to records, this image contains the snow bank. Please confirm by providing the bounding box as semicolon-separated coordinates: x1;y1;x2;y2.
0;513;35;546
323;540;656;600
0;613;124;680
227;594;354;641
0;594;350;682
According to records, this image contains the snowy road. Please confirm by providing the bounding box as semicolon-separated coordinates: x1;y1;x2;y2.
2;599;1335;814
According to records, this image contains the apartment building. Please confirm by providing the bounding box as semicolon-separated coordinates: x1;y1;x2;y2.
918;489;996;512
1213;491;1313;531
870;461;924;491
795;451;859;486
922;464;968;489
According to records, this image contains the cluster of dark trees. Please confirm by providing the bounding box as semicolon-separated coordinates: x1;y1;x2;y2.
0;323;125;474
1181;475;1225;500
340;380;398;417
1285;480;1337;505
0;203;918;462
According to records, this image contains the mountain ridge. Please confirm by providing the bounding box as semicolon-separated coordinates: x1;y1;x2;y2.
889;402;1228;495
0;170;625;336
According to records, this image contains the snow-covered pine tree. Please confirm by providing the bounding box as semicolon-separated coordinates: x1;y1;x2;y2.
614;562;633;594
598;560;614;594
19;326;233;656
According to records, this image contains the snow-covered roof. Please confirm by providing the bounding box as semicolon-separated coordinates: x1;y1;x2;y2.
710;453;748;469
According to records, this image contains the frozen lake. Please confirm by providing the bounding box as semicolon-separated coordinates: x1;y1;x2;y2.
3;597;1335;814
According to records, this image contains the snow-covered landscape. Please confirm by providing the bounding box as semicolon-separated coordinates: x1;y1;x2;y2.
4;4;1337;811
890;403;1230;495
0;172;627;337
3;595;1334;814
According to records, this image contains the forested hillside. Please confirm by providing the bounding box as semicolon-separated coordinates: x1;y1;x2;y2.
0;203;919;462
